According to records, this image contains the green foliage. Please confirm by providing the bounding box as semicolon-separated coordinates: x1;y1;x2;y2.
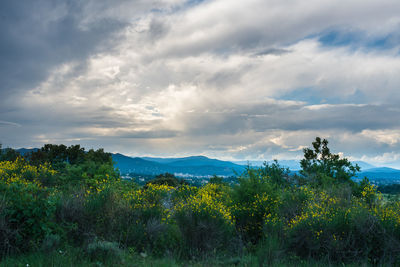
300;137;360;186
231;168;280;244
1;141;400;265
378;183;400;195
255;234;284;266
0;157;57;186
26;144;85;170
145;173;188;188
259;160;291;187
41;234;61;253
209;175;225;185
0;145;20;162
286;185;400;264
86;240;123;263
25;144;119;190
278;186;310;224
0;180;56;256
174;183;235;258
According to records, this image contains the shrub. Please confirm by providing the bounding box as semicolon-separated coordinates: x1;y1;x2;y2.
174;183;235;258
286;186;400;264
0;197;17;258
55;190;88;245
86;240;122;263
0;158;59;257
231;168;280;244
0;181;56;256
41;234;61;253
117;183;180;256
0;157;57;187
145;173;188;188
255;234;284;266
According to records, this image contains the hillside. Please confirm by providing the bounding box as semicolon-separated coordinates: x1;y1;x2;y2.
234;160;376;171
357;167;400;182
112;154;245;176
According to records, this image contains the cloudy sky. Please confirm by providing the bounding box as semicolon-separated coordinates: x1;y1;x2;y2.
1;0;400;167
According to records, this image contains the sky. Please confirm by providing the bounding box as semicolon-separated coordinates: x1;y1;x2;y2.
1;0;400;167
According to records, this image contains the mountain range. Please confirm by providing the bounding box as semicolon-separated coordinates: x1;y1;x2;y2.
9;148;400;181
233;160;376;171
112;154;245;177
113;154;400;182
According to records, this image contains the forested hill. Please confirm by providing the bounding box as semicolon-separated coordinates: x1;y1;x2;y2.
112;153;400;181
111;153;245;176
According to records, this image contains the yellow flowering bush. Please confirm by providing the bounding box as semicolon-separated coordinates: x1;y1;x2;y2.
288;187;339;229
173;183;235;257
231;169;281;243
175;183;233;224
84;174;121;195
377;201;400;227
0;157;56;187
360;182;382;207
124;183;173;212
172;183;198;203
286;185;400;263
0;158;57;254
107;183;179;254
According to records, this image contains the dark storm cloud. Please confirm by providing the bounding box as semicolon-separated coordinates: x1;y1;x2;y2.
248;104;400;132
116;130;179;139
0;0;126;98
180;103;400;135
147;18;170;42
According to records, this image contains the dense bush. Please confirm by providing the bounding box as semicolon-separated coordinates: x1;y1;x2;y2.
1;141;400;265
0;159;57;257
231;168;281;244
286;184;400;264
86;240;123;262
174;183;235;258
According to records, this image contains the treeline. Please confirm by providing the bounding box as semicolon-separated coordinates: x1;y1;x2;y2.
0;143;119;188
378;184;400;195
0;139;400;266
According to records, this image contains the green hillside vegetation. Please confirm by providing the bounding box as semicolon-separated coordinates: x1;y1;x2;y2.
0;138;400;266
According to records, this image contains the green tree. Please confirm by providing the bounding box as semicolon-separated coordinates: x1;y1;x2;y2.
145;172;187;188
209;175;225;185
26;144;119;188
0;144;20;162
300;137;360;185
27;144;68;169
259;160;291;187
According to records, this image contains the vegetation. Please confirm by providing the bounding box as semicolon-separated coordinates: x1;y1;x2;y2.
1;138;400;266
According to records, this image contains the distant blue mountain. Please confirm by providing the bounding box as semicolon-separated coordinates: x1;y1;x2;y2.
357;167;400;181
141;157;180;164
234;160;376;171
233;160;301;170
114;154;400;180
144;155;241;168
363;167;400;173
353;161;376;170
113;154;245;176
14;148;39;155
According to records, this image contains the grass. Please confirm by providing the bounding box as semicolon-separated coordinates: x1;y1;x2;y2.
0;247;377;267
